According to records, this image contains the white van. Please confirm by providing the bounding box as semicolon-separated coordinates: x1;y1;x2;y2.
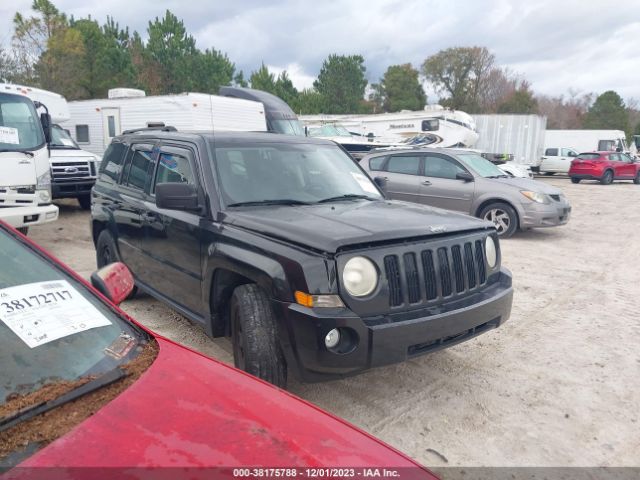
539;147;579;174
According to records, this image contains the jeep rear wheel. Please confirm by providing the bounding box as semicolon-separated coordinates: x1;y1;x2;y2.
479;202;518;238
231;284;287;388
600;170;613;185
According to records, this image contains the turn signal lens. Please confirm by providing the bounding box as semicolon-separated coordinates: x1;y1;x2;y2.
295;291;345;308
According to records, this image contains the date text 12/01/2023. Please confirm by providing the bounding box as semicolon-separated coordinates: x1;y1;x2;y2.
232;468;407;478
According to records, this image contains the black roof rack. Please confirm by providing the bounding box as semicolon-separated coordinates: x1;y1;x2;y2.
122;126;177;135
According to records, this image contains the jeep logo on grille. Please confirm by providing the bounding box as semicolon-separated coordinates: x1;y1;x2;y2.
429;225;447;233
64;166;79;174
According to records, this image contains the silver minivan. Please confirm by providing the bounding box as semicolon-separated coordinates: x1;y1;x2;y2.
360;148;571;238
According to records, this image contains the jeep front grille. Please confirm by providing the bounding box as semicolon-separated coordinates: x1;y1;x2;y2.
383;239;488;307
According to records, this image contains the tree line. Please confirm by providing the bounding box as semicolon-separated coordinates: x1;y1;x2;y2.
1;1;637;137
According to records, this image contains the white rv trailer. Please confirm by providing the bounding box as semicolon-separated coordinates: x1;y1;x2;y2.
0;83;59;233
63;89;268;156
301;105;479;149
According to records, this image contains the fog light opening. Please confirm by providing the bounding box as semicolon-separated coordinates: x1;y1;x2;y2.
324;327;359;355
325;329;340;349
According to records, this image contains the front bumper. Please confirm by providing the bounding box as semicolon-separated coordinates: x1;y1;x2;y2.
52;180;95;199
520;200;571;228
0;204;59;228
273;268;513;382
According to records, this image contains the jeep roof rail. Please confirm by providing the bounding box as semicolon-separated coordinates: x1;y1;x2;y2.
122;126;178;135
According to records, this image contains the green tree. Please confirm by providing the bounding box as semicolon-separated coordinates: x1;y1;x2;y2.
0;48;20;82
146;10;197;93
313;54;368;114
129;31;163;94
497;82;538;114
274;71;299;107
233;70;248;87
295;88;324;114
421;46;494;111
250;63;277;93
377;63;426;112
191;48;235;93
583;90;629;132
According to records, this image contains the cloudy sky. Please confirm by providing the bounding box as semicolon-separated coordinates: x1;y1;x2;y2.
2;0;639;101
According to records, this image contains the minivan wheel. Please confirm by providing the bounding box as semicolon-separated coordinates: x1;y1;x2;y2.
600;170;613;185
230;284;287;388
571;177;581;184
96;230;137;298
78;194;91;210
479;202;518;238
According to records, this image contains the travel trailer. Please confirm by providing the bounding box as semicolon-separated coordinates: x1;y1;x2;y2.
301;105;480;149
63;89;268;156
0;83;59;233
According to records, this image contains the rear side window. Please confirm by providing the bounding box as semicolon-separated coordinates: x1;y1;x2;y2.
368;156;386;171
385;155;421;175
153;151;195;193
576;153;601;160
545;148;558;156
99;142;128;181
122;147;154;191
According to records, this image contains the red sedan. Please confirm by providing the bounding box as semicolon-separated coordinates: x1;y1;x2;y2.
0;222;435;479
569;151;640;185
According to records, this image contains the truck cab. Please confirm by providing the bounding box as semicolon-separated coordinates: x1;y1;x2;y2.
539;147;579;174
0;85;58;234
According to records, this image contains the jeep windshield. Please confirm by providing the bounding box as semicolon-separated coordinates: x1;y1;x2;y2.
49;124;80;150
457;153;508;178
213;142;383;207
0;93;45;153
0;226;149;460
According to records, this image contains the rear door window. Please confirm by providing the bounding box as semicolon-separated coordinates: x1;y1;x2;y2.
545;148;558;156
99;142;128;182
121;145;155;191
385;155;421;175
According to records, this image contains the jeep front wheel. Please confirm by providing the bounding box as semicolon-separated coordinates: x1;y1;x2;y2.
231;284;287;388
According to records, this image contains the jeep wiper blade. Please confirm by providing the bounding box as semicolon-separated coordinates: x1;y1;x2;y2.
317;194;377;203
0;368;126;433
227;199;312;207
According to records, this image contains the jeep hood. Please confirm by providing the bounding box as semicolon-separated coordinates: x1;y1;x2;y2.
223;200;491;253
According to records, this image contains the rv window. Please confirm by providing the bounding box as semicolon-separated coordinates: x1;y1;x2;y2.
75;125;89;143
122;147;154;191
369;156;386;171
107;116;116;138
385;155;421;175
421;119;439;132
99;142;128;181
545;148;558;156
154;151;195;192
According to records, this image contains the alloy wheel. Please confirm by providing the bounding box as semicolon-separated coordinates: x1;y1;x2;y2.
484;208;511;234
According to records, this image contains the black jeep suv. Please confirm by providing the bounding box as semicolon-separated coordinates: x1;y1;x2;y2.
91;130;513;387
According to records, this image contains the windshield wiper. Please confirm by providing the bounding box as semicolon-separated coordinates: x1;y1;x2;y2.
317;194;377;203
486;174;510;179
227;199;312;207
0;368;126;433
0;149;35;157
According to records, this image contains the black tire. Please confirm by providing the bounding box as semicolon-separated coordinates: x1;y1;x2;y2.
230;284;287;388
600;170;613;185
543;172;554;176
478;202;518;238
571;177;581;184
17;227;29;235
78;194;91;210
95;230;137;298
634;172;640;185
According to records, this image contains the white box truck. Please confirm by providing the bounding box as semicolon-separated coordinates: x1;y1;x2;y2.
0;84;59;233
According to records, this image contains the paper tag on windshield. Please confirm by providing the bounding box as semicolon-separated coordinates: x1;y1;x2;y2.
351;172;379;194
0;280;112;348
0;126;20;145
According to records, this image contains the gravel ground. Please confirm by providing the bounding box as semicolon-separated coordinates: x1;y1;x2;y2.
29;177;640;468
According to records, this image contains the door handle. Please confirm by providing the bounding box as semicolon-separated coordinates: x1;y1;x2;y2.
142;212;158;221
421;180;432;186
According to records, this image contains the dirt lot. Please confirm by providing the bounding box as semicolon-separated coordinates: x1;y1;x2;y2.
30;177;640;468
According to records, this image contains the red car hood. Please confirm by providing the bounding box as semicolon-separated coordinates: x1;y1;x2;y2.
15;338;430;472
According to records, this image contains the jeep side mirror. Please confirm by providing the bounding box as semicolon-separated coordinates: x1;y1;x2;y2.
456;172;474;182
40;113;52;144
156;183;201;212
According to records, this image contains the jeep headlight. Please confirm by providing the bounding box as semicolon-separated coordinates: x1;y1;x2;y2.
343;256;378;297
521;190;549;204
485;236;498;269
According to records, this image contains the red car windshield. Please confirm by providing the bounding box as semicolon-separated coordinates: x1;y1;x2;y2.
0;227;148;426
